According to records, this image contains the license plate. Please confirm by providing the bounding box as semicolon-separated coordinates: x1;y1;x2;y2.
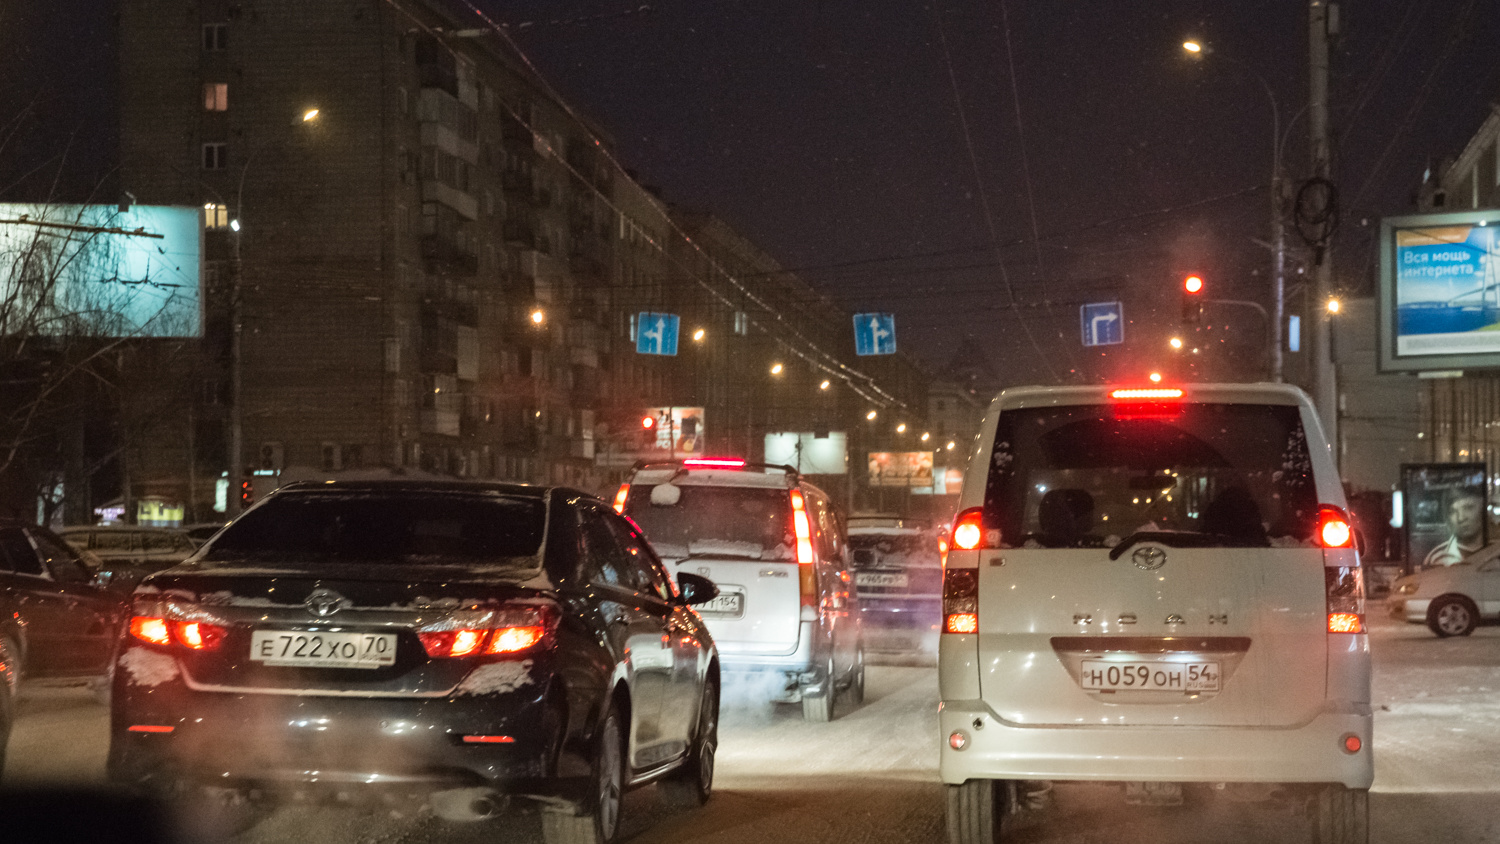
697;592;744;617
250;630;398;669
1080;660;1219;692
855;572;908;588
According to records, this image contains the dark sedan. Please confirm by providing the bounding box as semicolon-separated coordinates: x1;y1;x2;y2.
108;481;721;844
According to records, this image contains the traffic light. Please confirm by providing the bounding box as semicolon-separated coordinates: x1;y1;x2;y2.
239;477;254;508
639;414;657;449
1181;275;1204;323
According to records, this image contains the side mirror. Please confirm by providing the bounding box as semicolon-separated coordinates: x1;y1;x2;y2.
675;571;720;606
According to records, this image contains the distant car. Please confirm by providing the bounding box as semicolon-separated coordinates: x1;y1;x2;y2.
56;526;198;591
1389;543;1500;636
181;523;230;545
0;520;128;691
845;515;942;657
109;481;721;843
617;457;864;721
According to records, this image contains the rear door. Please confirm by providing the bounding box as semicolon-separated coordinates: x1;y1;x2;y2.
975;399;1328;729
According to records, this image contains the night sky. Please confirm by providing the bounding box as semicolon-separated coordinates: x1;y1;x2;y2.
480;0;1500;383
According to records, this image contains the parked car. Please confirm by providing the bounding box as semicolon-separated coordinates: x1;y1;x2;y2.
845;515;942;658
939;384;1373;844
181;523;230;545
1389;542;1500;636
0;520;128;691
0;591;19;774
617;457;863;721
108;481;721;844
56;526;198;591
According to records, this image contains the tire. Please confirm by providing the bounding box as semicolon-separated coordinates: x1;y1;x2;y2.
543;705;625;844
801;655;836;722
1427;595;1478;637
1312;785;1369;844
846;644;866;707
946;779;1011;844
660;673;718;809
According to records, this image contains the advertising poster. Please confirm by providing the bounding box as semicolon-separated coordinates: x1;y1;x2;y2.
647;407;704;454
1400;463;1487;571
868;451;934;487
1380;211;1500;372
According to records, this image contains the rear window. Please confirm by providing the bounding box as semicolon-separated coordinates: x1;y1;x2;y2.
848;531;938;568
623;485;794;561
202;492;546;566
983;402;1318;549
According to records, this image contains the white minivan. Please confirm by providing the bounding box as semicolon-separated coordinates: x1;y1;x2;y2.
939;384;1372;844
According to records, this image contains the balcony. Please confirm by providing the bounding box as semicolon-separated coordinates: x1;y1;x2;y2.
420;233;478;276
502;219;536;249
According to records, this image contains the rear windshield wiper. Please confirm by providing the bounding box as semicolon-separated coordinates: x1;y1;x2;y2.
1107;531;1268;560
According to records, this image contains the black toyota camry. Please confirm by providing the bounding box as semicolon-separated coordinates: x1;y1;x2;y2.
108;481;721;844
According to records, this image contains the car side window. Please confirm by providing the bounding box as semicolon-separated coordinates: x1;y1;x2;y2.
810;493;842;563
607;514;676;602
29;531;90;583
0;528;44;576
578;506;634;590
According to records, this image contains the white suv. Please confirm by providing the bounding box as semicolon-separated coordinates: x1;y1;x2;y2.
939;384;1372;844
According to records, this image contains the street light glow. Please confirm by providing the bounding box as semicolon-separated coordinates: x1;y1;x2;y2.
770;362;784;375
530;309;545;325
946;441;956;450
897;423;907;433
866;410;877;421
692;328;705;342
1326;298;1341;314
921;432;930;442
302;108;320;122
1149;372;1163;383
1169;336;1183;350
819;380;830;390
1182;41;1202;53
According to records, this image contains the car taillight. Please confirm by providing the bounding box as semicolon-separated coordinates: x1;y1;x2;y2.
789;489;817;607
419;605;555;658
128;615;228;651
943;568;978;634
612;483;629;514
950;508;986;551
1110;387;1185;418
1318;506;1354;548
682;457;746;469
1325;565;1365;634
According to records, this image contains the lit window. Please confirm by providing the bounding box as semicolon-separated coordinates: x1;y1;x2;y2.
202;23;228;51
734;311;749;336
203;203;228;230
202;143;227;170
203;83;228;112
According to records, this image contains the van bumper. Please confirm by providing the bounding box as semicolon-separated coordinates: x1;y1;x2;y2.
938;699;1374;790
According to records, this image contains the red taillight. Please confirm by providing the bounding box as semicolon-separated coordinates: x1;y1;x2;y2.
950;508;985;551
129;616;226;651
1325;558;1365;635
1110;388;1183;400
420;606;555;658
486;625;545;654
1328;612;1364;634
129;616;172;647
1342;734;1363;754
127;725;175;734
612;483;629;514
682;457;746;469
943;568;979;635
460;735;516;744
1318;506;1354;548
1111;388;1184;418
790;490;817;607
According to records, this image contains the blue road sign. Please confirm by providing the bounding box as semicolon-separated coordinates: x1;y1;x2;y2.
1080;301;1124;347
636;312;680;356
853;313;897;356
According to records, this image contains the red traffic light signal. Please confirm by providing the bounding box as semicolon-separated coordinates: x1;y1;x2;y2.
641;415;656;430
239;478;254;507
1181;275;1204;323
1183;275;1204;294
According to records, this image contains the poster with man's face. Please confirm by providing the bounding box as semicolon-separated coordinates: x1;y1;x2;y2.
1401;463;1488;569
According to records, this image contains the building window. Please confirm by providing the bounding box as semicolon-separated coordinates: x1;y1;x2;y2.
734;311;750;336
397;86;409;115
203;83;228;112
203;203;229;229
202;23;228;51
202;143;227;170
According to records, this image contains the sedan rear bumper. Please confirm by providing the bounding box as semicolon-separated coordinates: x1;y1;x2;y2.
939;698;1374;790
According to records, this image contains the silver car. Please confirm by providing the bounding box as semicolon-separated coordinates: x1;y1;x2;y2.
1389;544;1500;636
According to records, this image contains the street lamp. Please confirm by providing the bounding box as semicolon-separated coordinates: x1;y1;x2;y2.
227;107;321;516
1183;40;1286;382
769;362;784;376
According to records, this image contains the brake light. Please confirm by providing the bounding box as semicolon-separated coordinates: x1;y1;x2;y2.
943;568;978;634
1110;388;1184;399
1318;506;1354;548
127;725;175;734
128;616;227;651
612;483;629;514
129;616;172;647
1325;561;1366;635
460;735;516;744
419;605;555;658
950;508;986;551
682;457;746;469
789;489;817;608
1111;388;1184;418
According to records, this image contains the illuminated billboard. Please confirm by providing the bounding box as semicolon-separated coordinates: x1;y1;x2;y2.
764;432;848;474
0;203;202;338
1379;210;1500;372
867;451;934;487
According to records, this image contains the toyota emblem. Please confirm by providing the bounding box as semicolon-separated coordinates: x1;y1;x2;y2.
1131;546;1167;571
304;588;347;618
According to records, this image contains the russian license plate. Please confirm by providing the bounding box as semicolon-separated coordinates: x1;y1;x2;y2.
251;630;398;669
855;571;909;588
1080;660;1219;692
698;592;744;617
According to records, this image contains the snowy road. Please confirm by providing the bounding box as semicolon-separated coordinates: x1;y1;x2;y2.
4;610;1499;843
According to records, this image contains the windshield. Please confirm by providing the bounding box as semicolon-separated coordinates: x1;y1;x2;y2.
983;402;1318;549
623;485;794;561
201;492;546;566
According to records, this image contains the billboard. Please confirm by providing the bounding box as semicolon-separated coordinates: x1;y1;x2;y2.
1399;463;1488;570
647;407;704;454
1379;210;1500;372
0;203;202;338
868;451;934;487
764;432;848;474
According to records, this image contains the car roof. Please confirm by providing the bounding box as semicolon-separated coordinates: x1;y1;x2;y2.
56;525;187;534
274;479;554;499
993;382;1309;411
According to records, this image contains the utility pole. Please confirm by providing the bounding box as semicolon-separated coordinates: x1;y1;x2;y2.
1309;1;1339;453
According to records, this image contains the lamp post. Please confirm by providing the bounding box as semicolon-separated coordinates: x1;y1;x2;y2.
226;107;321;516
1183;41;1287;382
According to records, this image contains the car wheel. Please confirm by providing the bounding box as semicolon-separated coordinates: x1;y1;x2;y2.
946;778;1013;844
660;673;718;809
1312;785;1368;844
801;655;836;722
543;704;625;844
1427;595;1478;637
847;644;866;707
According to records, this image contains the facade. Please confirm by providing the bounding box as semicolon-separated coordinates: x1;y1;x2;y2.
98;0;926;521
